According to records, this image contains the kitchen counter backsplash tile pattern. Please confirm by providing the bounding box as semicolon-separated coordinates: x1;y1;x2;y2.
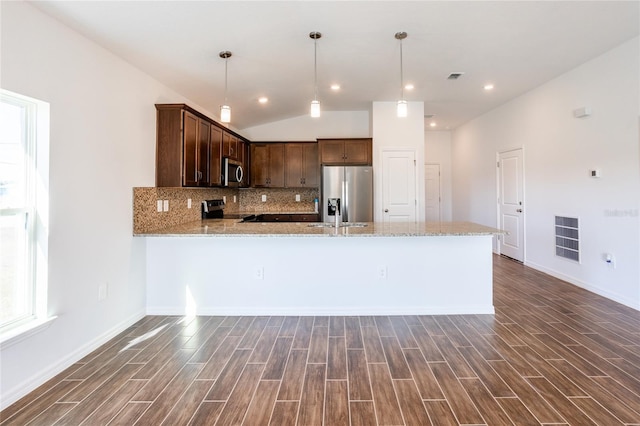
133;187;239;233
134;187;319;233
239;188;318;213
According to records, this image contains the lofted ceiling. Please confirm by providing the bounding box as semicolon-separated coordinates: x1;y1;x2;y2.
29;1;639;131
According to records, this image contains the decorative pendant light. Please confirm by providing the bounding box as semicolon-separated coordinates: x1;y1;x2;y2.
219;50;232;123
309;31;322;118
395;32;408;118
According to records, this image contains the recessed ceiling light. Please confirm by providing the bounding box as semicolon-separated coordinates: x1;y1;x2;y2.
258;96;269;104
430;122;437;127
330;84;341;91
404;83;414;90
484;84;494;91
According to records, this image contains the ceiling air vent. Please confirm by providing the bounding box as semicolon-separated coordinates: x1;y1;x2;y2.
447;72;465;80
424;114;435;119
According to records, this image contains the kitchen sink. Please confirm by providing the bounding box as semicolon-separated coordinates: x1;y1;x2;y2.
308;222;368;228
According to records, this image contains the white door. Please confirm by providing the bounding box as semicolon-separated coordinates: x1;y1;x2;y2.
425;164;441;222
382;150;416;223
498;148;525;261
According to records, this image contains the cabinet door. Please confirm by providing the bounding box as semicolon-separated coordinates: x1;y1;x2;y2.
197;119;210;186
303;143;319;187
344;139;371;165
268;143;285;187
251;144;270;187
319;139;345;164
223;132;239;160
285;144;304;187
183;111;199;186
209;125;223;186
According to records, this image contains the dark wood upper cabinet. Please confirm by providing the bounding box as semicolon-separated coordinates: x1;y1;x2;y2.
318;138;372;165
250;143;285;187
182;111;199;186
197;119;211;187
155;104;249;187
285;143;319;187
223;132;239;160
209;125;223;186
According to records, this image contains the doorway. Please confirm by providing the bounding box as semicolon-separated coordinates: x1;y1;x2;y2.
425;164;441;222
497;148;525;262
381;150;417;223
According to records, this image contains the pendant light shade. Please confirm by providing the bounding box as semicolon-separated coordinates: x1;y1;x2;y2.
395;32;408;118
309;31;322;118
397;100;408;118
220;105;231;123
219;50;232;123
310;100;321;118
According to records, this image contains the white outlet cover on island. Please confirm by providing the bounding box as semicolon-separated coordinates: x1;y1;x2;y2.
262;195;267;202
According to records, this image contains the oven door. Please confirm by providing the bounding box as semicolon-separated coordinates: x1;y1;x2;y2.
223;158;244;187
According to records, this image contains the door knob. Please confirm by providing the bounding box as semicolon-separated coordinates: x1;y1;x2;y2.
384;209;389;213
516;209;523;213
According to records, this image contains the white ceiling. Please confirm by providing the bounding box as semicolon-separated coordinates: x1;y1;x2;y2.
30;1;639;131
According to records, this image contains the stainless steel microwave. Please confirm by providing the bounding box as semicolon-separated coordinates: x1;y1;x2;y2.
223;157;244;187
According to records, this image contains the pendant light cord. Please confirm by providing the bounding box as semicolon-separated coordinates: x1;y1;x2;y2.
224;56;229;104
399;37;404;100
314;37;318;101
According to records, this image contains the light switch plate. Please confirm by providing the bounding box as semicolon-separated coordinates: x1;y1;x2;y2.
187;198;192;209
157;200;163;212
233;195;237;203
295;194;301;202
262;194;267;202
223;196;226;203
163;200;169;211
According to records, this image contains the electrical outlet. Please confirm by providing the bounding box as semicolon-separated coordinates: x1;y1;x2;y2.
187;198;192;209
295;194;301;202
233;195;237;203
98;282;108;301
163;200;169;211
604;253;616;268
378;266;387;279
223;196;227;203
254;266;264;280
262;194;267;202
157;200;163;212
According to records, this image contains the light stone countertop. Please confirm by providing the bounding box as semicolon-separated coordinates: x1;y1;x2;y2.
135;219;503;237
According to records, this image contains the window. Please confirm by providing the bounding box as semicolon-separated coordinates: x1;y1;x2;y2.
0;89;49;338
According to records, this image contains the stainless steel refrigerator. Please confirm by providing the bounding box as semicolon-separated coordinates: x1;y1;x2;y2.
321;165;373;223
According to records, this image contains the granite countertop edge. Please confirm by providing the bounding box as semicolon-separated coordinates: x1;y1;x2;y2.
134;219;504;238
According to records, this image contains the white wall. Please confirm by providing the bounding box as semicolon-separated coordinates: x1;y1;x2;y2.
146;235;495;316
241;111;370;141
452;37;640;309
371;102;425;222
425;131;453;221
0;2;203;407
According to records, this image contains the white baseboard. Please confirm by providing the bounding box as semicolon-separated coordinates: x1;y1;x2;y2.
524;261;640;311
146;305;495;316
1;309;146;411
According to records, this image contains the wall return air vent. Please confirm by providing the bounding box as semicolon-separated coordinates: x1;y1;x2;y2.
555;216;579;262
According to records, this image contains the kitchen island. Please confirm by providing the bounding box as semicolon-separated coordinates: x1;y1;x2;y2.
139;220;501;315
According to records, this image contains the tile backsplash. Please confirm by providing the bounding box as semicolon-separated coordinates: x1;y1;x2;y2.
239;188;318;213
133;186;319;233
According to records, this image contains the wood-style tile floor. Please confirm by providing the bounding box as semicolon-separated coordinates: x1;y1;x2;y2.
2;255;640;425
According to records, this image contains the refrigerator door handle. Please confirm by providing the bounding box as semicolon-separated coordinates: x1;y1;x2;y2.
343;180;349;222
